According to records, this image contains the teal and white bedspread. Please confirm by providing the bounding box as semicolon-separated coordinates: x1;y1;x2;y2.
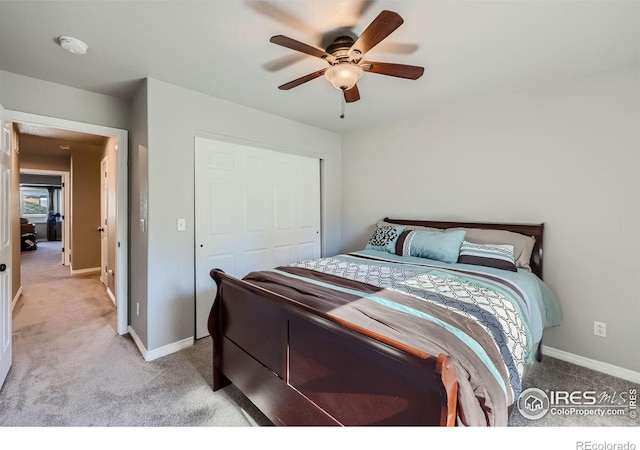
287;249;562;409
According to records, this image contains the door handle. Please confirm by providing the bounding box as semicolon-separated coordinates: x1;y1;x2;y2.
0;264;6;272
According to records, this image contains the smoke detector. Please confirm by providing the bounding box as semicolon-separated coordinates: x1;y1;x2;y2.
58;36;88;54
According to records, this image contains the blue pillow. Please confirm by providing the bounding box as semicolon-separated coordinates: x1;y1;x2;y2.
365;225;406;254
399;229;466;263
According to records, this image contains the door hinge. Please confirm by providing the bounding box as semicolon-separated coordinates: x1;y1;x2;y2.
117;242;121;248
61;247;64;253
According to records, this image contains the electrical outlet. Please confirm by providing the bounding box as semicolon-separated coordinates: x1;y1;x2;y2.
136;302;140;316
594;321;606;337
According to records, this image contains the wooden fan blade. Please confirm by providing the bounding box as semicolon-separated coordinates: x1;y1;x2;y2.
270;35;332;61
278;69;327;90
344;85;360;103
348;10;404;58
361;61;424;79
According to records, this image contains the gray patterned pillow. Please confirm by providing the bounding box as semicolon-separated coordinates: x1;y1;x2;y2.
452;228;535;271
457;241;517;272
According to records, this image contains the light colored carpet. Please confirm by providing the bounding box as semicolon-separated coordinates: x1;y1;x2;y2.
509;356;639;426
1;241;637;428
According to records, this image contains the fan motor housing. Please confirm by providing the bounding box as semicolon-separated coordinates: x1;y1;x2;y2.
326;36;359;61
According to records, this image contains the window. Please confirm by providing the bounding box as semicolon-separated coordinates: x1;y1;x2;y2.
20;186;61;223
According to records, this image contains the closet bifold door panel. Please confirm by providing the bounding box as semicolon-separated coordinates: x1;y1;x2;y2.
194;137;320;339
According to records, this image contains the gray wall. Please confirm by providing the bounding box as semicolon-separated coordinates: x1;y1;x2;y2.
341;65;640;373
129;80;149;347
139;78;342;352
0;70;129;130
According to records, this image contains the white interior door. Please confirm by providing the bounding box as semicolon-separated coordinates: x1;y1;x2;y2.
99;157;108;287
0;109;13;389
61;172;70;266
194;137;321;339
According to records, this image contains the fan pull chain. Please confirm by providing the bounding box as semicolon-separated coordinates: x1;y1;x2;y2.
340;92;346;119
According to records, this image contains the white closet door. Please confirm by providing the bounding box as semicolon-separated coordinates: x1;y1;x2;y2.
194;137;321;339
273;152;321;265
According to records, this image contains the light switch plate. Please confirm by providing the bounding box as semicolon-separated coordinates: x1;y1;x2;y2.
177;218;186;232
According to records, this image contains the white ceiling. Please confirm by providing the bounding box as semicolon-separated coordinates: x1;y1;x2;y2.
0;1;638;134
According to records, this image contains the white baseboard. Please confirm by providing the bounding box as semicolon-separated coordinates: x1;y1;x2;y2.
106;287;116;304
11;286;22;311
145;336;194;361
128;326;145;358
127;326;193;362
70;266;101;275
128;326;147;359
542;345;640;384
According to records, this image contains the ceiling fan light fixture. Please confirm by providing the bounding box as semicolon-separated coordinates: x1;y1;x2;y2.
271;10;423;104
324;63;363;91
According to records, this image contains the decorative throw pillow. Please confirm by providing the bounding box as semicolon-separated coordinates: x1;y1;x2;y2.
457;241;517;272
365;225;406;254
451;228;536;271
396;229;466;263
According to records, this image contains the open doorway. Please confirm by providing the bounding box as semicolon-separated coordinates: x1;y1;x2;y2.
18;169;69;265
7;110;128;335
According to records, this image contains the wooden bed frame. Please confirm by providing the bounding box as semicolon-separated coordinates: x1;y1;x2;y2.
208;218;544;426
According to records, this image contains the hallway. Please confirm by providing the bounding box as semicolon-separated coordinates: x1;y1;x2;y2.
15;240;116;336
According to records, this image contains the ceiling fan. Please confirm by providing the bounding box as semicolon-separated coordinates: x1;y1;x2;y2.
270;10;424;107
